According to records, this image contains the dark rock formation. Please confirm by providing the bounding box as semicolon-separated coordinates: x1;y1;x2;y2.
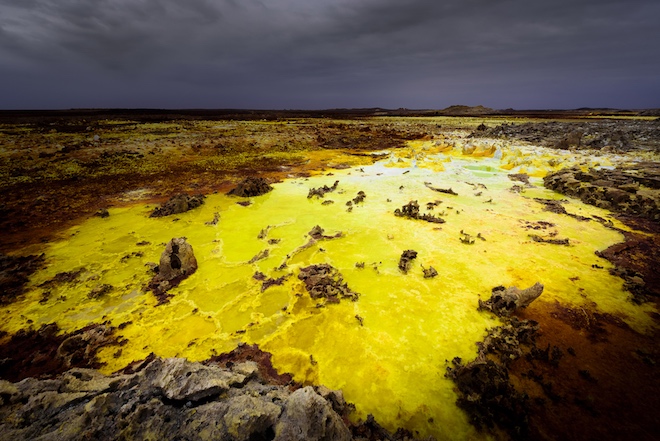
529;234;570;246
149;194;205;218
228;177;273;197
87;283;113;299
347;191;366;205
422;265;438;278
308;180;339;198
398;250;418;274
446;313;543;439
308;225;342;241
0;253;45;304
477;317;540;364
298;264;359;303
94;208;110;218
446;356;530;438
543;165;660;220
508;173;531;186
478;282;544;317
253;272;289;292
394;201;445;224
147;238;197;304
0;323;118;382
596;230;660;304
470;119;660;152
424;182;458;195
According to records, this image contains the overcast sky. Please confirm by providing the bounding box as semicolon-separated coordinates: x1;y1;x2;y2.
1;0;658;110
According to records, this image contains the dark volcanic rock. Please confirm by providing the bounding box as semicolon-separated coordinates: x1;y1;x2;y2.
478;283;544;317
0;253;45;304
147;238;197;304
471;119;660;152
298;264;359;303
398;250;418;274
543;165;660;220
394;200;445;224
94;208;110;218
446;357;530;438
308;180;339;198
149;193;205;218
596;230;660;304
228;177;273;197
447;305;544;439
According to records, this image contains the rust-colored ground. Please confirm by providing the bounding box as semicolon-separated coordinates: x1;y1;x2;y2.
515;301;659;441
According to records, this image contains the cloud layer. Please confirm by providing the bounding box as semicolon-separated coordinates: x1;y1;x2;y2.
1;0;659;109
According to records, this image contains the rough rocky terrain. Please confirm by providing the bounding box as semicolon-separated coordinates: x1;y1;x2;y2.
0;110;658;441
543;165;660;220
472;119;660;151
0;344;427;441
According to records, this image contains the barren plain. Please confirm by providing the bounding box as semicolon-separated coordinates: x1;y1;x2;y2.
0;108;658;440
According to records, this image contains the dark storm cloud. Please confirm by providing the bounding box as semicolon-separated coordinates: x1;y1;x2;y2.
0;0;658;108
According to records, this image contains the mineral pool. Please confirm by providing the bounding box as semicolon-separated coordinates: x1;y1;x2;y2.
2;139;657;440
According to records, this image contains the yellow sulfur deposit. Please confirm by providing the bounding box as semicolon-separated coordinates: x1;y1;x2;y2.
1;140;656;440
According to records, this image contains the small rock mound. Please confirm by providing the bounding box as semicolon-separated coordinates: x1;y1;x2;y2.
308;180;339;198
394;201;445;224
478;282;544;317
150;194;205;218
147;238;198;304
298;264;359;303
228;177;273;197
398;250;418;273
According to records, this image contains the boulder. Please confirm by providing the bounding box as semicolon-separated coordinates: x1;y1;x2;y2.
274;386;352;441
150;194;204;218
479;282;544;317
228;177;273;197
398;250;418;273
148;238;197;304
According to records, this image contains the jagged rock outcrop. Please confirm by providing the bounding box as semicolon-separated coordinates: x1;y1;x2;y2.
228;177;273;197
0;356;339;441
147;238;197;304
394;201;445;224
0;353;424;441
298;264;359;303
543;165;660;220
308;180;339;198
478;282;544;317
398;250;418;274
149;194;205;217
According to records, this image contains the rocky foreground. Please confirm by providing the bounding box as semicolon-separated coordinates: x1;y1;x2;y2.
0;345;425;441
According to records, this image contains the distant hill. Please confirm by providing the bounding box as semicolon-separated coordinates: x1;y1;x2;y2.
437;105;496;115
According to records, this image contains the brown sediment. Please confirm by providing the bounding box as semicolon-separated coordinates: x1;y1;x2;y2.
449;297;659;441
204;343;298;387
0;322;119;382
0;253;46;304
510;301;660;441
